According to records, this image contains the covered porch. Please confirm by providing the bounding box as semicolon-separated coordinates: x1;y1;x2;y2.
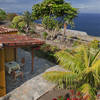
0;34;44;97
6;48;55;93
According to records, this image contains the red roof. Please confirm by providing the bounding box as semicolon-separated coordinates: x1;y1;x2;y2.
0;27;18;34
0;34;44;48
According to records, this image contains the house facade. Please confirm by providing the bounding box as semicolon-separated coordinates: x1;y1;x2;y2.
0;27;18;97
0;27;44;97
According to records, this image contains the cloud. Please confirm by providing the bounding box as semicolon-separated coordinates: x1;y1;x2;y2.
70;0;100;13
0;0;43;12
0;0;100;13
0;0;17;4
0;0;34;12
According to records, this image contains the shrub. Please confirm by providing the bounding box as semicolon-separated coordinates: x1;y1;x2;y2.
43;32;48;39
35;44;60;63
41;44;59;53
0;9;6;21
40;44;51;52
12;16;26;33
7;13;17;21
50;46;59;52
42;16;58;31
72;40;81;47
90;40;99;49
29;29;35;34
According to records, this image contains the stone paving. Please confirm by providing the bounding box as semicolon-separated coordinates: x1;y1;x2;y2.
6;48;55;93
1;73;56;100
1;64;65;100
0;49;67;100
1;48;100;100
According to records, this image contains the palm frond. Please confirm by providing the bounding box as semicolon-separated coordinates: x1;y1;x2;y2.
80;83;96;100
43;45;100;99
43;71;77;88
55;50;74;67
91;59;100;74
93;72;100;87
55;50;84;74
90;49;100;67
82;46;89;68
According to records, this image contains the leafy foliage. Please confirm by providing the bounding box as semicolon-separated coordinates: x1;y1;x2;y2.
43;32;48;39
42;16;59;31
23;11;33;34
32;0;78;29
34;44;59;62
12;16;25;32
72;40;81;47
89;40;99;49
43;45;100;100
7;13;17;21
12;11;34;34
0;9;6;21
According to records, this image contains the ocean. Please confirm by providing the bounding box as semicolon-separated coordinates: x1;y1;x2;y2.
35;13;100;37
21;13;98;37
71;13;100;37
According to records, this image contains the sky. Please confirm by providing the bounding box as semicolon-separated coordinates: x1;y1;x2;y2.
0;0;100;13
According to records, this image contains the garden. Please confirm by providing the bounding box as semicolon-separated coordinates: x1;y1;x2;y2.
35;44;100;100
1;0;100;100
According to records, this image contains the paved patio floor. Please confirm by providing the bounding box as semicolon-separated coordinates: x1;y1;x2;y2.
0;48;66;100
0;48;71;100
6;48;55;93
3;65;65;100
3;73;56;100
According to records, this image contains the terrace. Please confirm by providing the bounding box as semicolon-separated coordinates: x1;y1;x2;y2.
0;34;46;97
6;48;55;93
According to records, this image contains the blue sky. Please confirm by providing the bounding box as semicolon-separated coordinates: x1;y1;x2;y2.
0;0;100;13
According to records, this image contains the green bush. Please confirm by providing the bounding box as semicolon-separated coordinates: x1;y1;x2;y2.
35;44;60;63
90;40;99;49
50;45;59;52
41;44;59;53
7;13;17;21
72;40;81;47
0;9;6;21
12;16;25;32
29;29;35;34
42;16;58;31
43;32;48;39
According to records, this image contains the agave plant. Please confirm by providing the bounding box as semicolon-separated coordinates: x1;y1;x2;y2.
43;45;100;100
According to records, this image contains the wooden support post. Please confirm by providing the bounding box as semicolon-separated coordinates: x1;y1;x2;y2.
32;48;34;72
15;48;17;61
0;48;6;97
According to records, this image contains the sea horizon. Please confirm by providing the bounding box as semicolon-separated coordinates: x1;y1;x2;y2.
16;12;100;37
71;13;100;37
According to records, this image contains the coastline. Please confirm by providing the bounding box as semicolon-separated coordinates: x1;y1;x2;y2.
35;24;100;42
0;21;100;42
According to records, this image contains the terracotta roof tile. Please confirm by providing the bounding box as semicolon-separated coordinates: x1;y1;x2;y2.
0;34;44;48
0;27;18;34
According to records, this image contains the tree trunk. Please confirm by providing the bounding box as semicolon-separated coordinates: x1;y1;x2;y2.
64;22;67;36
62;23;67;42
26;24;30;35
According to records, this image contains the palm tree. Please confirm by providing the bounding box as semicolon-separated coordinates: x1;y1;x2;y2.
23;11;33;35
43;45;100;100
